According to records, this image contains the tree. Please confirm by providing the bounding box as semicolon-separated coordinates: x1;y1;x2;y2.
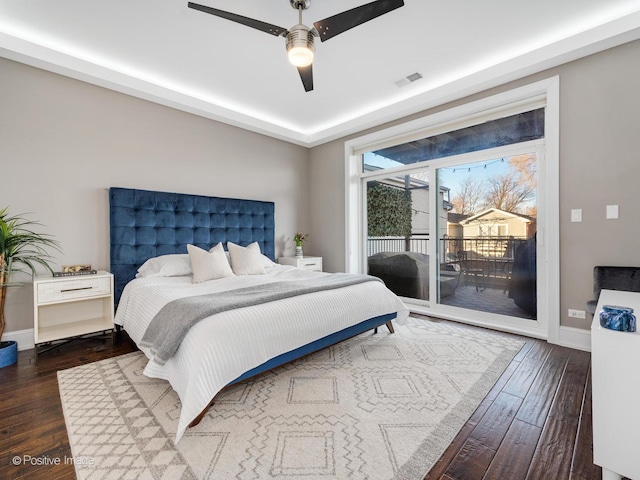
509;154;537;190
451;177;485;215
482;172;535;213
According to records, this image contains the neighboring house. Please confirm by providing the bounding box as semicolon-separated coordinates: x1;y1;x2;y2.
408;183;452;238
445;212;470;260
459;208;535;239
446;212;469;239
457;208;536;258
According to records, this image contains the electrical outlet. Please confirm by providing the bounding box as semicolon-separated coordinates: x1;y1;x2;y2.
568;309;586;319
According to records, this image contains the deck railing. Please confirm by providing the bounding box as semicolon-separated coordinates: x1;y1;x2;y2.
367;235;528;289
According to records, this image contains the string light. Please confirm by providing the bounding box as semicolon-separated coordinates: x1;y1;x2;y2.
441;157;507;173
368;154;512;173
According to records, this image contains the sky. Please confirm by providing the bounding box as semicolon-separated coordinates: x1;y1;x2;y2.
363;153;537;212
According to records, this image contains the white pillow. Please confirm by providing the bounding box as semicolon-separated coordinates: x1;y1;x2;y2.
261;254;277;267
225;251;276;268
136;254;192;278
227;241;265;275
187;243;234;283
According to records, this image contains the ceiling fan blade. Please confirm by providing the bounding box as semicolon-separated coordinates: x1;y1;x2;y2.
313;0;404;42
297;65;314;92
188;2;288;37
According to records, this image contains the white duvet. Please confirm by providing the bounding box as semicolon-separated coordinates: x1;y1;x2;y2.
114;264;409;442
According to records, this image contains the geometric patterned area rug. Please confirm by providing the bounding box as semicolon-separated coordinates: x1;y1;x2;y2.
58;316;524;480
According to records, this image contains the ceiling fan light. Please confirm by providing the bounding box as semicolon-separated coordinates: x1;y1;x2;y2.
288;46;314;67
286;24;316;67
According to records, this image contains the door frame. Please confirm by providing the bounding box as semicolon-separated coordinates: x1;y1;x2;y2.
345;77;560;343
429;142;547;338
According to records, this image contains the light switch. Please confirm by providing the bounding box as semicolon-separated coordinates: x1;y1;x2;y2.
606;204;619;219
571;209;582;222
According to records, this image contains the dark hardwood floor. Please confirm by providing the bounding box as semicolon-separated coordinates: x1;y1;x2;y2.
420;316;600;480
0;333;138;480
0;319;601;480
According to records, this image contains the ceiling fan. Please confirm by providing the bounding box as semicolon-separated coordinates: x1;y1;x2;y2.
187;0;404;92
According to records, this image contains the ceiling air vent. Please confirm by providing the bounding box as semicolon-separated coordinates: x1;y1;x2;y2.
395;72;423;87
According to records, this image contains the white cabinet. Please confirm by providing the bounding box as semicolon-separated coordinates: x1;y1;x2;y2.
278;256;323;272
33;271;114;348
591;289;640;480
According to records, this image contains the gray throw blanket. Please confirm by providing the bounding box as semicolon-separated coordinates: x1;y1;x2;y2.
140;273;382;365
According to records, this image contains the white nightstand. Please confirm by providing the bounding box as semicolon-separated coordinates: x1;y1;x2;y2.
278;256;323;272
33;271;114;357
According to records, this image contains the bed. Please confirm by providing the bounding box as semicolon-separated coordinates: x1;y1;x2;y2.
109;187;409;442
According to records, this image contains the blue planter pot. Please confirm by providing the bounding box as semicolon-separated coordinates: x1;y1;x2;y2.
0;341;18;368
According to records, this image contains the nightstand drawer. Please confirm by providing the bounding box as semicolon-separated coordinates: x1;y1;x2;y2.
298;258;322;271
37;276;112;303
278;256;323;272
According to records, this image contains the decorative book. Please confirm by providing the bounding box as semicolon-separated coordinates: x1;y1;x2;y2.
53;264;98;277
53;270;97;277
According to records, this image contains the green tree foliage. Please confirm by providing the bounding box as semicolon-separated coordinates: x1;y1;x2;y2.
367;184;412;237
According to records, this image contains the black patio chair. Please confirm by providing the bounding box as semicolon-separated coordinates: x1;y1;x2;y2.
457;250;484;292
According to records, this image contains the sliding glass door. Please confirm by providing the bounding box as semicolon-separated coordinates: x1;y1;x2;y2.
361;140;545;332
434;151;538;321
348;80;560;341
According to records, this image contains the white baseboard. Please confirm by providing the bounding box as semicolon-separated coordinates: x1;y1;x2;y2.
409;306;548;340
2;329;34;351
556;325;591;352
410;306;592;352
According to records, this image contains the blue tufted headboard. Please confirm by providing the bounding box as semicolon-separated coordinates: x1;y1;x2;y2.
109;187;275;304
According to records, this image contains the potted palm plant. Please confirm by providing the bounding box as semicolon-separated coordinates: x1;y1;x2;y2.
0;207;61;367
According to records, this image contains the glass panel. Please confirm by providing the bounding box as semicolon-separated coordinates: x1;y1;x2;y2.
437;154;537;319
366;170;452;303
363;108;544;171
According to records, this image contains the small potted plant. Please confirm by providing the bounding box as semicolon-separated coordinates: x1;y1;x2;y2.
0;207;61;367
293;232;308;258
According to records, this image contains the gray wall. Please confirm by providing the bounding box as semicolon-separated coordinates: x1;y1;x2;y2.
0;58;310;333
309;39;640;330
3;39;639;336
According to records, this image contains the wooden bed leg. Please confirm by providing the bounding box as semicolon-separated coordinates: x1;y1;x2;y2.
189;401;212;428
374;322;395;334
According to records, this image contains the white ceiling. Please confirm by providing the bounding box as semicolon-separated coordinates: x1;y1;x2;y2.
1;0;640;147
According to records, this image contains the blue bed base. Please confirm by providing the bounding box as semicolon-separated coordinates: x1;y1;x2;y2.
229;312;396;385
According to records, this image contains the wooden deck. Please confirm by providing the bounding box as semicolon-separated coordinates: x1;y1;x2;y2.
0;318;601;480
440;284;535;319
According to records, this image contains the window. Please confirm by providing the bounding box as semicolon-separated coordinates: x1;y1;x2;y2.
363;108;544;171
345;77;560;344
